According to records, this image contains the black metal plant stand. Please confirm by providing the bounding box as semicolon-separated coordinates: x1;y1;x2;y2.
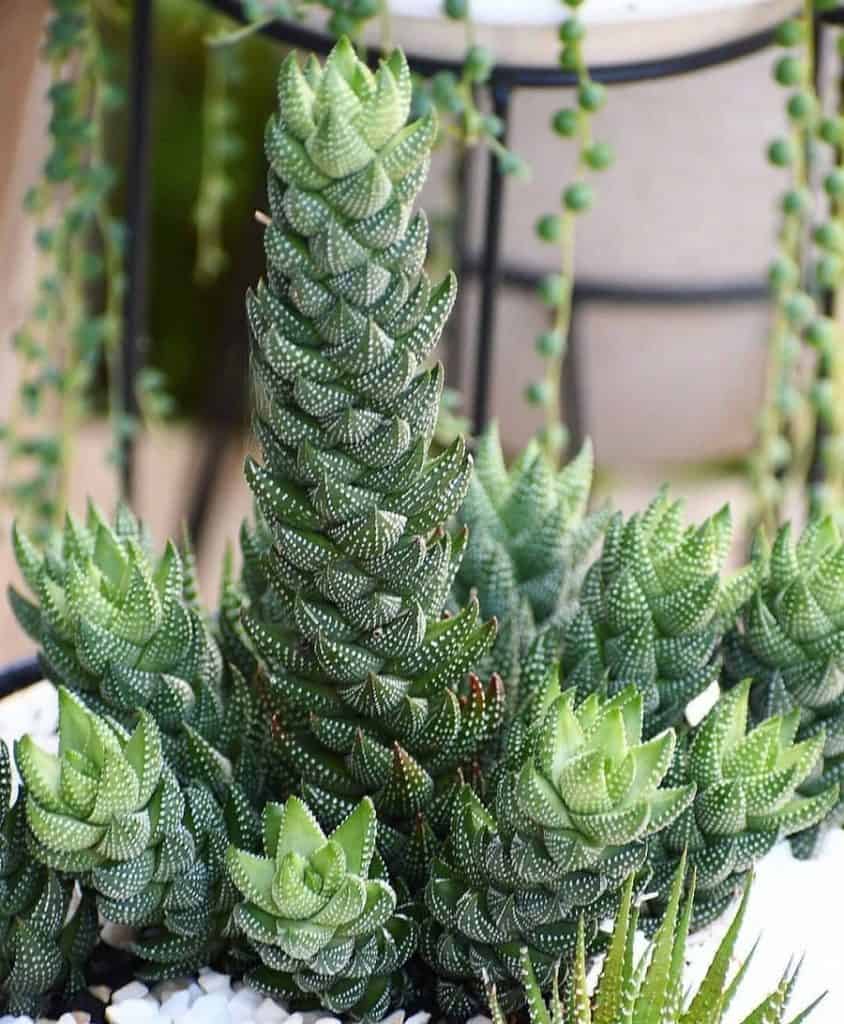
0;3;832;700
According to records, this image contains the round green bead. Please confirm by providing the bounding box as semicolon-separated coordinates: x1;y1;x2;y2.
538;274;566;305
558;44;580;71
482;114;504;137
585;141;613;170
817;253;843;287
781;188;810;216
773;55;803;87
814;222;844;251
552;108;579;137
538;423;568;451
825;169;844;197
784;290;815;326
464;45;494;83
559;17;585;43
536;330;564;357
525;380;551;406
805;317;837;349
578;80;606;112
444;0;468;18
769;256;797;292
786;91;815;121
350;0;378;16
767;138;794;166
536;214;563;242
819;116;844;145
774;18;804;47
563;182;594;212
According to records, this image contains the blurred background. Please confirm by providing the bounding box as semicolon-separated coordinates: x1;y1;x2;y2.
0;0;815;660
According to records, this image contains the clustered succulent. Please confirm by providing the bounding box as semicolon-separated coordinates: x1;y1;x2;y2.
0;35;838;1023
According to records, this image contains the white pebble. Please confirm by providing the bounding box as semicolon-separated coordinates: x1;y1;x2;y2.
466;1017;492;1024
255;999;288;1023
313;1017;341;1024
159;988;193;1020
285;1013;303;1024
405;1014;431;1024
89;986;112;1003
152;979;193;1003
183;993;231;1024
228;990;263;1023
199;971;232;997
105;998;159;1024
378;1012;405;1024
112;981;150;1005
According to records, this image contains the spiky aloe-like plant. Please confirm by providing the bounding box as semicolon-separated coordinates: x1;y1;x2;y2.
14;688;259;978
648;681;837;927
562;492;756;735
422;684;694;1015
8;503;225;776
724;517;844;854
241;37;501;871
228;795;414;1020
487;860;822;1024
0;740;97;1016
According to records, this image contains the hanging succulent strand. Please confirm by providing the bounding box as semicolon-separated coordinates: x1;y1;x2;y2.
531;0;612;467
807;17;844;519
750;1;837;535
194;24;245;284
1;0;128;540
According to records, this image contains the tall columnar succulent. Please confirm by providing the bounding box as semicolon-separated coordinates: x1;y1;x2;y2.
488;861;823;1024
241;38;500;868
562;492;756;735
228;796;413;1020
15;688;256;978
8;502;225;775
724;517;844;853
0;741;97;1016
452;425;607;691
422;685;694;1015
649;681;837;927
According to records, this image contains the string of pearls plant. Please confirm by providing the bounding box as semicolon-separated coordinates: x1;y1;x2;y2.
530;0;611;466
751;0;844;534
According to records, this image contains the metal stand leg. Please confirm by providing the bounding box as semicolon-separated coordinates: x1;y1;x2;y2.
120;0;154;501
472;82;510;435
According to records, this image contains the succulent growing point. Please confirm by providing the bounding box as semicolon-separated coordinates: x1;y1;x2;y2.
488;860;823;1024
562;491;756;735
8;502;224;775
724;517;844;853
229;795;414;1020
452;425;607;694
422;684;694;1015
241;37;499;868
649;680;838;926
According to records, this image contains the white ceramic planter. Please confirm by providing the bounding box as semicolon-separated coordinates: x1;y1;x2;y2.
344;0;801;67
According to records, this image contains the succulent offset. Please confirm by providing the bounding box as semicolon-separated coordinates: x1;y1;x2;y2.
240;38;501;870
14;687;254;978
8;502;224;776
422;684;694;1014
724;517;844;853
229;795;413;1019
452;426;607;722
649;680;837;926
562;492;756;735
0;740;97;1016
488;860;823;1024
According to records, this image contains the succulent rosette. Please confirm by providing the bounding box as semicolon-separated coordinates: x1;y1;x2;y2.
228;795;414;1020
